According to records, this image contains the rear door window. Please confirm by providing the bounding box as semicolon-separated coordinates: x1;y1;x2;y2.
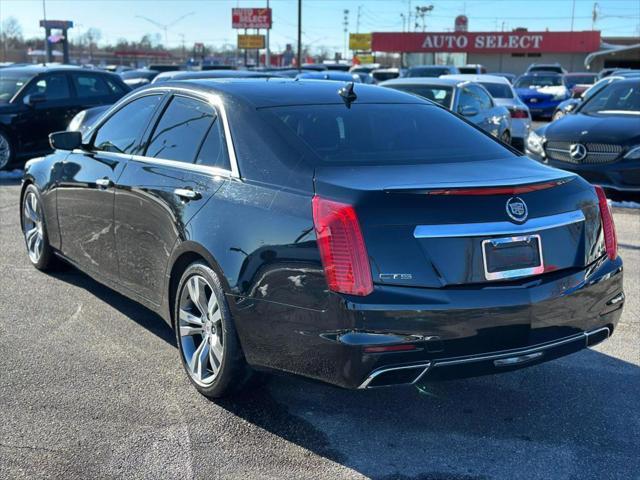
71;73;112;98
145;95;215;163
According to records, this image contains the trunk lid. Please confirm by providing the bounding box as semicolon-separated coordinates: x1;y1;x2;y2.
314;158;602;289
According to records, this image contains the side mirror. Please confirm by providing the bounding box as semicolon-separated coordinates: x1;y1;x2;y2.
49;131;82;151
459;105;479;117
23;92;47;107
566;103;576;112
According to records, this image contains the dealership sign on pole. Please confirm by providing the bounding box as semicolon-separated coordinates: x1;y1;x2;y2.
371;31;601;53
238;34;266;49
232;8;272;29
349;33;372;51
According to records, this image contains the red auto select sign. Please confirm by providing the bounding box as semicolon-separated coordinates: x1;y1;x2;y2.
232;8;272;29
372;31;601;53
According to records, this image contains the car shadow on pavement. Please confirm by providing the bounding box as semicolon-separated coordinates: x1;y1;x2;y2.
47;268;176;347
216;349;639;479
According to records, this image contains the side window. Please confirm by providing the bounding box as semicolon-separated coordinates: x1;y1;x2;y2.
104;77;127;95
93;95;162;154
145;96;214;163
458;87;480;113
195;116;231;170
24;73;70;100
471;85;493;110
72;73;111;98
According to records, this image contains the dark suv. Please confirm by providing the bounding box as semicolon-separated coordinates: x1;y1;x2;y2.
0;65;129;169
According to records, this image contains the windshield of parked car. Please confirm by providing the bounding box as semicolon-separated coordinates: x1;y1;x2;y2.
478;82;514;99
564;75;597;89
406;67;451;78
260;103;513;165
580;81;640;114
0;71;34;103
120;70;157;80
514;75;563;88
528;66;563;74
383;84;453;108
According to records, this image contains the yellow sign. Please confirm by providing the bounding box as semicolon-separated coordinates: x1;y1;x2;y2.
356;54;375;64
238;34;265;49
349;33;372;51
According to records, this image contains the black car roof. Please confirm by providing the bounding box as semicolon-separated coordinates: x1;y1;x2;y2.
1;64;119;76
157;78;428;108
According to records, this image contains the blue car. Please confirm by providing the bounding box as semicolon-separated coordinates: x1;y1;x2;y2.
514;73;570;119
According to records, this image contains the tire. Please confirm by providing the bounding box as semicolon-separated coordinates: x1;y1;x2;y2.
552;111;564;122
174;261;251;398
21;184;57;271
0;129;13;170
501;130;511;145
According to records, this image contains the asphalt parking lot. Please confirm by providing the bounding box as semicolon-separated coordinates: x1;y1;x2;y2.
0;177;638;480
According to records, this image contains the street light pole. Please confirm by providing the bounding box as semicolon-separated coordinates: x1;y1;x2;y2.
265;0;270;67
297;0;302;69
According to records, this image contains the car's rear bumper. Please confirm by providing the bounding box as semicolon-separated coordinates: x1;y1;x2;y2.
359;325;612;388
321;256;623;389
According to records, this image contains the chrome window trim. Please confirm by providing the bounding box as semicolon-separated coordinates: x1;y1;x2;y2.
82;85;240;179
413;209;585;239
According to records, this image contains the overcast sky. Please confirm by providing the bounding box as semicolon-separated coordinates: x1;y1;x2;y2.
1;0;639;54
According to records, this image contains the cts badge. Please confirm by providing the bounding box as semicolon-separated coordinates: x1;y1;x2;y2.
506;197;528;223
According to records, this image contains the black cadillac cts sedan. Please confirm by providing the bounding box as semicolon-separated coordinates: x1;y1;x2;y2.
21;79;624;398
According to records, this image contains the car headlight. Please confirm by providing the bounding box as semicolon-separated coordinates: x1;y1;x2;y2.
624;145;640;160
67;110;86;132
526;131;545;156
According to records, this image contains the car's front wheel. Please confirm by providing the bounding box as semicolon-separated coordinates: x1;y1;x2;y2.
501;130;511;145
174;261;250;398
21;184;56;270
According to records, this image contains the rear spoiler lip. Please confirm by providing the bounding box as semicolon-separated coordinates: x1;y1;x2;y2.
383;175;576;194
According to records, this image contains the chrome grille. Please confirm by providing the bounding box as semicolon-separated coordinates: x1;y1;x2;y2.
544;141;622;164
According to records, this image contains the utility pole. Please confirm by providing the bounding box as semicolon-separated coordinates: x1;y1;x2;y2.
343;9;349;60
407;1;412;32
42;0;51;63
400;13;406;33
570;0;576;31
297;0;302;69
592;2;599;30
265;0;270;67
356;5;362;33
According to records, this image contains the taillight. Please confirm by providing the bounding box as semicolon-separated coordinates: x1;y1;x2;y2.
595;186;618;261
509;108;529;119
312;196;373;296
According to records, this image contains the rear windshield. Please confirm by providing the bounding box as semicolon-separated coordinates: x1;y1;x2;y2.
479;82;513;99
514;75;563;88
383;84;453;108
564;75;597;88
406;67;451;78
259;103;514;165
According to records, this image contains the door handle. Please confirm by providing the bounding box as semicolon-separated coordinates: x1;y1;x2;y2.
95;178;112;188
174;188;200;201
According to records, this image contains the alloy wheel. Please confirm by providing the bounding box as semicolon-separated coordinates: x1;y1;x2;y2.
0;133;10;169
178;275;224;386
22;191;44;263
